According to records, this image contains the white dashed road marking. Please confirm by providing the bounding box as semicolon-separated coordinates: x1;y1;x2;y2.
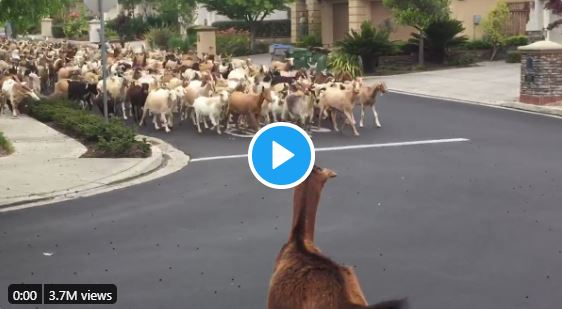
190;138;470;163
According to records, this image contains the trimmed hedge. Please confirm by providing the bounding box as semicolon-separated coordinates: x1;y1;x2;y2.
212;20;290;38
217;33;250;56
506;51;522;63
463;39;493;50
504;35;528;47
0;131;14;155
28;100;151;158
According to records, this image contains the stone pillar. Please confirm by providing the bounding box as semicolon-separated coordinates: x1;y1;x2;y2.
41;18;53;38
348;0;370;32
306;0;321;35
320;2;334;47
89;19;101;43
194;26;217;58
290;0;307;43
519;40;562;105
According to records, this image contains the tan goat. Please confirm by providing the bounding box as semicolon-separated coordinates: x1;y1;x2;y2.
318;80;362;136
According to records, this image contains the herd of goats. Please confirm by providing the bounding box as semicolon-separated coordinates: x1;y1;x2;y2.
0;39;388;136
1;39;409;308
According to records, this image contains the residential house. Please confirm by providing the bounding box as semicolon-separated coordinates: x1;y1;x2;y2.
526;0;562;43
290;0;531;46
194;4;289;26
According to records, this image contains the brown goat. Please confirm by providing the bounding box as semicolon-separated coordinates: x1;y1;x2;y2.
267;166;407;309
227;87;270;131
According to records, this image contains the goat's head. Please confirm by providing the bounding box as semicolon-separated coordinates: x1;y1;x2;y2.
16;83;41;101
296;166;337;194
376;82;388;94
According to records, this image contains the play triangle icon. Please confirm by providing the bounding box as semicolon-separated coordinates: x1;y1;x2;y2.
272;141;295;170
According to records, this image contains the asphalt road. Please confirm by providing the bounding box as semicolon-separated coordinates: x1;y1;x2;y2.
2;93;562;309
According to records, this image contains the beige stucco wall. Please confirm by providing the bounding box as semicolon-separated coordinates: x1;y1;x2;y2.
450;0;522;40
370;1;414;41
293;0;528;46
320;1;335;47
348;0;371;32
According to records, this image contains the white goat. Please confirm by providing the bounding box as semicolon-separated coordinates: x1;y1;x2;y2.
193;90;229;134
139;87;183;133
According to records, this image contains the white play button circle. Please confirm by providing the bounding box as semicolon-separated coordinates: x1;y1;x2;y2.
272;141;295;170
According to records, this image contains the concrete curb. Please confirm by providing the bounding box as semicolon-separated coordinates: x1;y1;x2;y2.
0;136;190;213
385;88;562;119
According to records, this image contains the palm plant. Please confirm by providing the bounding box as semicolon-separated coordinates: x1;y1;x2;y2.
328;50;362;79
409;18;468;63
336;21;394;73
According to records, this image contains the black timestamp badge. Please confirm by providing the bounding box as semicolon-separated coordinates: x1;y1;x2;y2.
8;283;117;305
8;284;42;304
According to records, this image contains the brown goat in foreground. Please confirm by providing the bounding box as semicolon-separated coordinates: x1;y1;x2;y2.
267;166;408;309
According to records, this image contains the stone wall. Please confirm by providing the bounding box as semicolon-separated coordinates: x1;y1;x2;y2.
519;42;562;105
378;55;416;67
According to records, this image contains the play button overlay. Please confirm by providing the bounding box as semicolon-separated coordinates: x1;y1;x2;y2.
248;123;315;189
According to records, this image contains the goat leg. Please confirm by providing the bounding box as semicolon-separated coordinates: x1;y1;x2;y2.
344;111;360;136
195;111;203;133
372;105;381;128
152;114;160;130
121;101;128;120
160;113;170;133
359;105;365;128
330;111;339;132
139;107;148;126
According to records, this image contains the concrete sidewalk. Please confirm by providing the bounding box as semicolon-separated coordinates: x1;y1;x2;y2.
0;115;189;210
366;61;562;117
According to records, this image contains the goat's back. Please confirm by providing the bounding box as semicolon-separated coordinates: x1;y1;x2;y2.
268;243;358;309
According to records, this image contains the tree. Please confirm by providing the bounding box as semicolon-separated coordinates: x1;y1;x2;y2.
118;0;196;30
383;0;450;65
0;0;75;35
199;0;293;51
409;18;468;64
545;0;562;30
482;1;510;61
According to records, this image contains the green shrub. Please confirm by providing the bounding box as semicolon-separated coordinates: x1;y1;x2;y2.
336;21;394;73
505;51;522;63
504;35;528;47
296;32;322;48
447;52;476;66
52;24;65;38
212;20;290;38
409;18;468;63
27;100;150;158
168;33;196;52
145;27;175;50
389;41;412;55
217;32;250;56
463;39;493;50
328;49;362;78
253;41;270;54
63;9;89;39
0;131;14;155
